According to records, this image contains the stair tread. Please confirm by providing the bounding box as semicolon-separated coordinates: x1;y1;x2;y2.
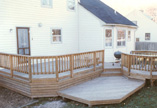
102;71;122;74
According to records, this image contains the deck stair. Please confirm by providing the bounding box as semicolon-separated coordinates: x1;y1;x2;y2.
101;68;122;76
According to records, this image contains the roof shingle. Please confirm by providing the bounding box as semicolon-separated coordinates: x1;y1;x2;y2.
79;0;137;26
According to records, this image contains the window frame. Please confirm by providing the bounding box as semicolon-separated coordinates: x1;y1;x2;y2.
41;0;53;8
145;33;151;41
117;29;126;47
136;38;140;42
51;28;62;44
67;0;76;11
105;29;113;48
127;30;131;41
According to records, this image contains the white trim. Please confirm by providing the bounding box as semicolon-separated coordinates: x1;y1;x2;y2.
50;27;62;44
127;30;131;42
104;27;114;49
145;33;151;41
105;24;137;28
116;28;126;48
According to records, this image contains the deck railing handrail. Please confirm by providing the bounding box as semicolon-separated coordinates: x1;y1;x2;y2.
131;51;157;56
0;50;105;83
121;52;157;79
122;53;157;57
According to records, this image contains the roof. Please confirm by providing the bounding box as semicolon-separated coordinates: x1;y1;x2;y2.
79;0;137;26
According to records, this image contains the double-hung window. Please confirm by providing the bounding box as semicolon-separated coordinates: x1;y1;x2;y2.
128;31;131;41
67;0;75;11
51;29;62;43
145;33;150;40
105;29;113;47
41;0;52;8
117;30;126;47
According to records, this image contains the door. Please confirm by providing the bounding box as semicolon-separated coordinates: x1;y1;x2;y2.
104;28;115;62
16;27;30;55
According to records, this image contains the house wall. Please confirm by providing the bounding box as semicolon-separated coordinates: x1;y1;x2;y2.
127;10;157;42
0;0;79;56
78;5;104;52
78;5;136;62
0;1;136;62
105;26;136;62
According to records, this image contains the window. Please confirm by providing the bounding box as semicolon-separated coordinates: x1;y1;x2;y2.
41;0;52;8
51;29;62;43
105;29;112;47
136;38;140;42
145;33;150;40
67;0;75;11
117;30;126;46
128;31;131;41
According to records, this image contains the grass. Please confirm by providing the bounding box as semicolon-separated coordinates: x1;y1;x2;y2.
25;80;157;108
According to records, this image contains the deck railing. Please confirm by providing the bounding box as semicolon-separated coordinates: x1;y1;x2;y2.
0;50;104;82
121;52;157;77
131;51;157;56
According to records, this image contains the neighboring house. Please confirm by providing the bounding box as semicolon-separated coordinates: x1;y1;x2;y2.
0;0;137;62
127;10;157;42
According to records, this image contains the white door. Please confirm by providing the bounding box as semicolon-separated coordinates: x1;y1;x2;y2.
104;28;115;62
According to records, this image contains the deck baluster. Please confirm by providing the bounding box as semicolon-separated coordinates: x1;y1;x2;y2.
9;55;13;78
28;57;32;83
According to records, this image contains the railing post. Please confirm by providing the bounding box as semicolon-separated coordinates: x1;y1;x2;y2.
102;50;105;70
121;54;123;71
150;58;153;86
56;57;59;82
94;52;96;71
70;55;74;78
28;57;32;83
9;55;13;78
128;55;131;76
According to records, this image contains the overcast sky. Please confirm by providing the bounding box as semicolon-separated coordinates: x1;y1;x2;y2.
101;0;157;15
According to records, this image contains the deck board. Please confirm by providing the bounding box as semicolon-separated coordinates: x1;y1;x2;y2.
58;76;145;105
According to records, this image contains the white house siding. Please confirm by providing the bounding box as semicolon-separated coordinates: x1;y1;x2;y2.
0;1;136;62
105;26;136;62
78;5;104;52
127;10;157;42
0;0;79;56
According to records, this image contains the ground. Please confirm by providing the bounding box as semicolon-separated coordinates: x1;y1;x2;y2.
0;87;35;108
0;80;156;108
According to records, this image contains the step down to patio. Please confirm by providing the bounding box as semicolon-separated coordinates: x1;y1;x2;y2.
102;68;122;76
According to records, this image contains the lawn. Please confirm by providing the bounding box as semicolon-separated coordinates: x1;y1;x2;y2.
26;80;157;108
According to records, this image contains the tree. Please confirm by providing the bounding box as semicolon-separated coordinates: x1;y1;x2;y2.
145;7;157;23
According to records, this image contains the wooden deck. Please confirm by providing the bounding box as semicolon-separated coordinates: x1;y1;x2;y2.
0;50;157;106
0;50;104;98
121;51;157;86
58;76;145;106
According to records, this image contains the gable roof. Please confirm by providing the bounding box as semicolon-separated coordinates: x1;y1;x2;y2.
79;0;137;26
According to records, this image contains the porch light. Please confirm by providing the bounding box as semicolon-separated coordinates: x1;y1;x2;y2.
38;23;42;27
10;29;13;33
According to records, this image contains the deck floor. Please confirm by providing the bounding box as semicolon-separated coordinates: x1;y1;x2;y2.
58;76;145;106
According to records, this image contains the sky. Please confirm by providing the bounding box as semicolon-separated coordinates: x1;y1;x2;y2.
101;0;157;15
